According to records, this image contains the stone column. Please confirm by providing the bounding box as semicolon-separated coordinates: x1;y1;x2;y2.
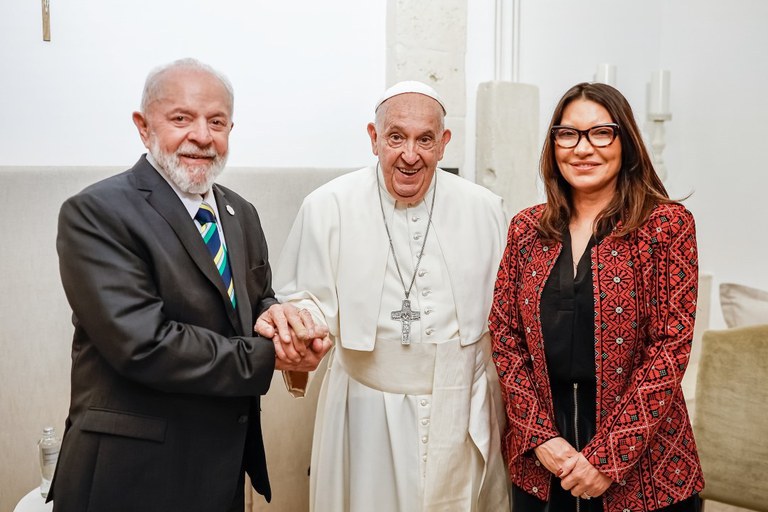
386;0;466;172
475;81;540;217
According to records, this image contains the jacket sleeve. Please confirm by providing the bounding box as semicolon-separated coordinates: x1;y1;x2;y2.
489;212;560;462
584;206;699;482
57;190;276;397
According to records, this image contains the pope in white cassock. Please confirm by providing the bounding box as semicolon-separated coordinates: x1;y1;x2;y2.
275;81;511;511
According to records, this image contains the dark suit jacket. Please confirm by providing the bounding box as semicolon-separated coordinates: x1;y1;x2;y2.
50;156;277;511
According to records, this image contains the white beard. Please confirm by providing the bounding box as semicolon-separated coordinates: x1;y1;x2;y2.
148;135;227;194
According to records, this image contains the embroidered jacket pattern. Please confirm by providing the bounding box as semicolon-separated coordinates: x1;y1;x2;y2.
490;203;704;512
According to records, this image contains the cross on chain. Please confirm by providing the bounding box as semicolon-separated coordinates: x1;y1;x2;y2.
391;299;420;345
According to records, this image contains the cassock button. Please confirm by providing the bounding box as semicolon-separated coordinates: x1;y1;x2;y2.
421;436;428;444
237;415;249;424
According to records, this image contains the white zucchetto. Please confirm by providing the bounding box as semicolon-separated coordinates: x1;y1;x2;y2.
374;80;447;114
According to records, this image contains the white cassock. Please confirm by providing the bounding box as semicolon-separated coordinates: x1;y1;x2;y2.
275;166;511;512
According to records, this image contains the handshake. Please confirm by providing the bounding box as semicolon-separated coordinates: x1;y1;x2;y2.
254;303;332;373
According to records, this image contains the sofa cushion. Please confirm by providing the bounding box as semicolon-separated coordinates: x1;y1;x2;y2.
720;283;768;328
694;324;768;510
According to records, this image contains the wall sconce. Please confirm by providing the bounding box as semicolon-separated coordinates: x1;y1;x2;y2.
647;70;672;181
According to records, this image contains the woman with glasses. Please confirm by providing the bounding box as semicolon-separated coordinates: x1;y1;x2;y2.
490;82;703;512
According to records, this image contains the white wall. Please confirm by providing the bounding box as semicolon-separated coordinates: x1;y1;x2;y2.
466;0;768;327
659;0;768;326
2;0;766;323
0;1;386;167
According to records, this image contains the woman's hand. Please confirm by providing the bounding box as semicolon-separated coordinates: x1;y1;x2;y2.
559;453;612;499
533;437;579;475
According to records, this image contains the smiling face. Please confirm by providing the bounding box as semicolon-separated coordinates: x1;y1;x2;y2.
555;99;622;202
367;93;451;203
133;67;233;194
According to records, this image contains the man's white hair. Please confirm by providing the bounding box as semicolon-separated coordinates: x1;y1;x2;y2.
140;58;234;115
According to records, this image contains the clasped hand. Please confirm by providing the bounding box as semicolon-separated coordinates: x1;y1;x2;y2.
534;437;612;499
255;303;331;372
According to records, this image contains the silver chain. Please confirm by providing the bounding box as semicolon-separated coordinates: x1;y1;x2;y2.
375;163;437;300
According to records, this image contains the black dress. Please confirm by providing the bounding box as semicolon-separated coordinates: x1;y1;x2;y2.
511;231;700;512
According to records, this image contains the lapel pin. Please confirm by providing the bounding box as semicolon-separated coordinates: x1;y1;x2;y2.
226;205;235;216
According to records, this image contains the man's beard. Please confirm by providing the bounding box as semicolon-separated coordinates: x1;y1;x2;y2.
148;135;227;194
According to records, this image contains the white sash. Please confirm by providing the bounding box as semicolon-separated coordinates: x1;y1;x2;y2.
334;334;510;512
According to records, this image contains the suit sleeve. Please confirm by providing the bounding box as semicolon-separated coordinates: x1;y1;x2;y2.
57;190;276;397
489;212;560;463
584;206;699;482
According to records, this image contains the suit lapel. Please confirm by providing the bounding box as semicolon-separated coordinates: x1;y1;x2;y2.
132;157;242;334
213;185;252;336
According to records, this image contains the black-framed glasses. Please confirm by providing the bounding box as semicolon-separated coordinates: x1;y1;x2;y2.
551;123;620;148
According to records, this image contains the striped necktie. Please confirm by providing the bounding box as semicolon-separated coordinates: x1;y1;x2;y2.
195;202;236;308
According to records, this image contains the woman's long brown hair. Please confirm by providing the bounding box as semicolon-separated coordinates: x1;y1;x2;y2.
537;82;672;241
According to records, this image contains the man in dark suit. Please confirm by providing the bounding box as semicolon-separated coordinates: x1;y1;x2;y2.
50;58;330;512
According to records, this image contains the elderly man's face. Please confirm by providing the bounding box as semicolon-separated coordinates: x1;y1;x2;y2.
367;93;451;203
133;68;233;194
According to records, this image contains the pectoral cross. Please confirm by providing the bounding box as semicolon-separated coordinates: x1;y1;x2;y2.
41;0;51;41
391;299;420;345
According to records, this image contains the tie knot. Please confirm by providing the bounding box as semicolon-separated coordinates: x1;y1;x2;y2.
195;202;217;225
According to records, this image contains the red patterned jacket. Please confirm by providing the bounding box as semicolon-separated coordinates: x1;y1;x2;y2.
490;203;704;512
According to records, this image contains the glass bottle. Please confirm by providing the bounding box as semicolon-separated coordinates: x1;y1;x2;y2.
38;426;61;498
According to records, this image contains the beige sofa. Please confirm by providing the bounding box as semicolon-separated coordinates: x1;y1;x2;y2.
692;281;768;512
0;165;349;512
3;164;751;512
694;324;768;512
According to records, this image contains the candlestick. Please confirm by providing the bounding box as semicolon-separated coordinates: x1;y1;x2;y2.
647;120;668;181
646;70;672;182
594;63;617;87
649;70;671;118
